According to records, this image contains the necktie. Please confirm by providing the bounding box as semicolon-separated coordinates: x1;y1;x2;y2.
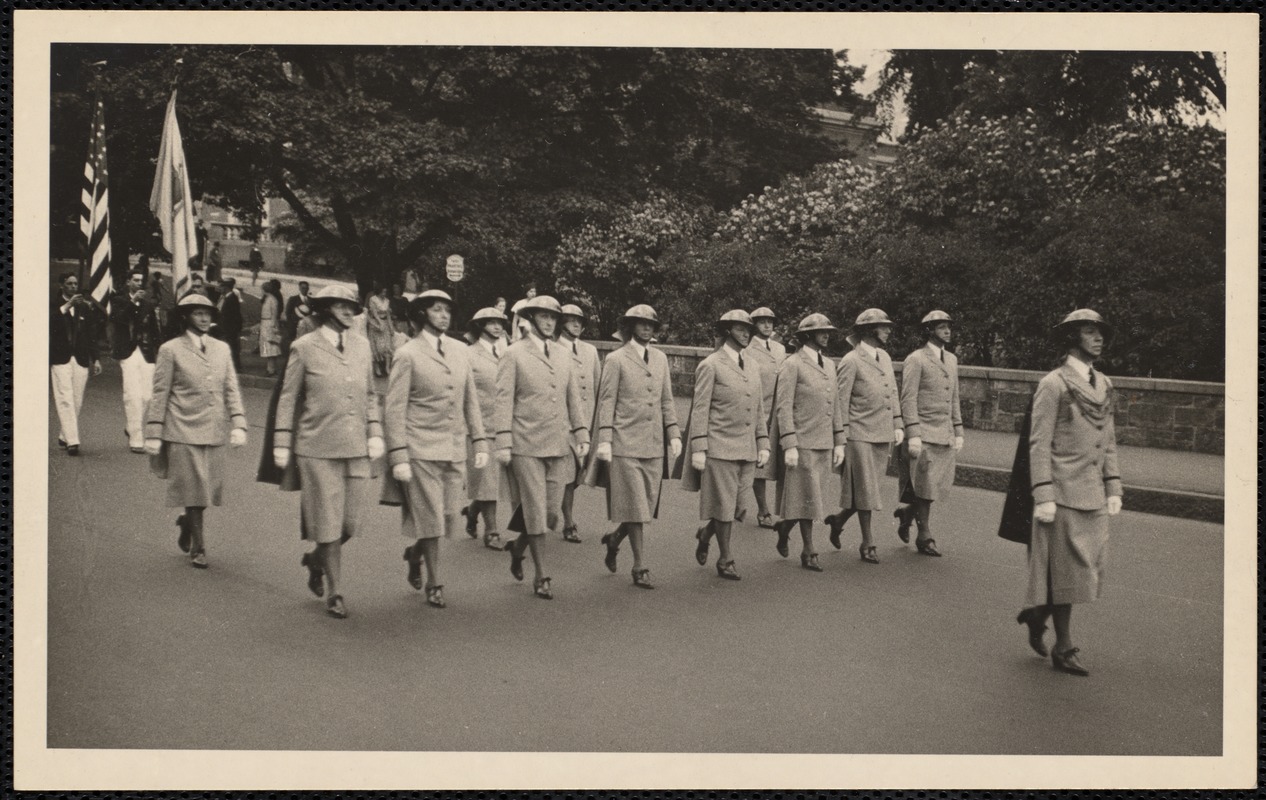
1089;370;1096;389
437;338;445;358
818;352;824;369
643;347;649;364
738;353;745;370
337;332;344;353
572;341;578;355
940;349;945;363
199;336;206;353
875;352;880;364
544;341;550;359
765;340;771;351
492;345;499;358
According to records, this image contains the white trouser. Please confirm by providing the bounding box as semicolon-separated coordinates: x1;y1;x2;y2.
120;349;155;447
51;361;89;447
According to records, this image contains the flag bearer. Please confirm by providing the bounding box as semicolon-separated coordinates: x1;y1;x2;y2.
825;308;904;564
677;310;771;581
588;305;682;589
494;295;591;600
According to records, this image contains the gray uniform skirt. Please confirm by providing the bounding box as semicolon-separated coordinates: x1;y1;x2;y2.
466;437;500;501
298;456;372;544
1024;505;1110;607
401;459;465;540
606;456;662;524
161;442;225;508
699;457;754;523
839;440;890;511
898;441;956;502
510;454;569;536
777;448;833;521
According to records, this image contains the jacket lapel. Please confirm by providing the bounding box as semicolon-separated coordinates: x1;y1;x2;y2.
856;348;885;376
419;336;449;370
800;347;828;377
308;331;343;361
925;345;949;377
184;333;210;363
620;342;653;376
717;349;747;381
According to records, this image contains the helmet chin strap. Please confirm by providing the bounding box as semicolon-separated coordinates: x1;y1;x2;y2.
324;314;351;332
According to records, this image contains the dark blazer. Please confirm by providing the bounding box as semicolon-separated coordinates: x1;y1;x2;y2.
215;290;243;338
109;296;161;362
49;296;100;367
284;293;311;340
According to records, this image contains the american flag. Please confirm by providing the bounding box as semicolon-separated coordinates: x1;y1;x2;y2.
80;97;112;304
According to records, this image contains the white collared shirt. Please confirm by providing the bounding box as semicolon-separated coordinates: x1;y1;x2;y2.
420;329;444;353
926;341;944;361
722;341;743;365
187;330;209;350
856;340;878;361
756;335;773;351
628;339;648;362
479;336;500;357
1066;354;1093;383
528;332;550;355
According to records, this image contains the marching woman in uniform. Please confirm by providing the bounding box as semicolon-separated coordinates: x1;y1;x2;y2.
1018;309;1123;677
271;285;384;619
677;309;771;581
825;309;904;564
744;306;786;529
770;314;846;572
894;310;965;557
558;304;601;544
494;295;591;600
144;293;248;569
589;305;682;589
462;307;509;550
386;290;489;609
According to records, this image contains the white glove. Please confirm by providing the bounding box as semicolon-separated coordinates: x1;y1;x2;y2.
229;428;247;448
669;438;682;460
832;445;845;468
907;437;923;459
144;438;163;456
1106;496;1122;516
273;447;290;469
595;442;613;463
576;442;590;460
953;435;965;452
756;449;770;469
91;360;103;377
1034;501;1057;524
784;447;799;469
366;436;385;461
893;428;904;446
495;448;513;466
474;451;489;469
691;452;707;472
392;462;413;482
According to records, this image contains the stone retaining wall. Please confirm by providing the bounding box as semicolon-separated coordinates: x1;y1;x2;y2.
590;341;1225;455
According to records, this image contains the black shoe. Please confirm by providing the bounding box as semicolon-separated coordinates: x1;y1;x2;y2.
57;437;68;449
66;445;80;456
894;506;912;544
508;543;525;582
562;525;582;543
632;568;655;590
461;506;478;538
1017;608;1049;657
716;560;741;581
774;521;792;558
800;552;823;572
915;538;942;557
1052;647;1090;676
403;546;423;591
601;533;619;573
301;551;325;598
326;594;348;619
825;510;852;550
533;577;553;600
694;526;710;566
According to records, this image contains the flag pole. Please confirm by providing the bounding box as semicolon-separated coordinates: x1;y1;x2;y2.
79;60;107;290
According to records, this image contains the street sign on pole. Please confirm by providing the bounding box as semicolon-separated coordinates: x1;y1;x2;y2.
445;254;465;282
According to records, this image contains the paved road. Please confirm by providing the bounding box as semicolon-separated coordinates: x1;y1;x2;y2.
46;369;1223;755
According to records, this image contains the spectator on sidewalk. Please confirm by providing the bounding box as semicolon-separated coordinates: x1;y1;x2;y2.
248;246;264;286
283;280;312;353
214;277;243;370
259;279;284;376
365;282;396;378
388;283;410;334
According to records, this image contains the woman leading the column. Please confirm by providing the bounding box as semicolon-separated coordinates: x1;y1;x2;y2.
1018;309;1123;677
144;293;248;570
272;285;384;619
770;314;845;572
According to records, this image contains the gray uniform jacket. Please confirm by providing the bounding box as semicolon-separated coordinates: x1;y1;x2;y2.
145;334;247;444
594;341;681;458
835;347;901;444
275;330;382;459
494;337;591;458
1029;362;1123;510
899;343;964;445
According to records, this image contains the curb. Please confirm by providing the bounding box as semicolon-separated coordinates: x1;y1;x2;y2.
237;372;1223;524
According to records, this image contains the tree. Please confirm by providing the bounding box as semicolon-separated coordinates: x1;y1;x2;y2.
51;44;844;299
874;50;1225;141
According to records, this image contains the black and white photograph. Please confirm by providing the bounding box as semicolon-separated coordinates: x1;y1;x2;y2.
13;9;1257;791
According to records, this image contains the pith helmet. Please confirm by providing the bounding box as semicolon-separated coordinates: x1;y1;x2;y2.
408;289;454;319
1054;308;1114;339
750;306;777;321
519;295;563;316
559;304;587;321
309;284;362;313
796;313;837;337
716;309;756;334
921;310;954;326
618;304;661;328
175;293;218;315
468;307;509;332
853;308;893;328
